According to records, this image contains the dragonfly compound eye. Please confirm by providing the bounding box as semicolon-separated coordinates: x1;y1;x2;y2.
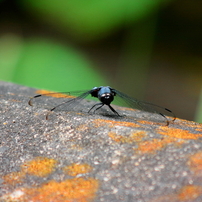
99;93;114;105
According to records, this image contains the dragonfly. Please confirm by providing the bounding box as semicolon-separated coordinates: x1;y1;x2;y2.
28;86;176;125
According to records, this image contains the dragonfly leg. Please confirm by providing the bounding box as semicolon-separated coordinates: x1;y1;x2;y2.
159;112;170;126
88;103;103;114
108;104;121;116
46;106;56;120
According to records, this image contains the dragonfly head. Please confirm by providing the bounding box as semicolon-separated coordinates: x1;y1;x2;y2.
98;93;114;105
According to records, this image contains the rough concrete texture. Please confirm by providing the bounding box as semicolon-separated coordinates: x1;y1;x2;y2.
1;81;202;202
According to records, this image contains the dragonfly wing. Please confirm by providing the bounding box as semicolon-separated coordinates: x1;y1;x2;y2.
29;90;93;112
113;89;176;121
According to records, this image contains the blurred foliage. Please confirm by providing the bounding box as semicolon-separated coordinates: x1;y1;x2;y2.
19;0;170;41
0;35;107;91
1;0;202;121
0;0;168;91
196;88;202;123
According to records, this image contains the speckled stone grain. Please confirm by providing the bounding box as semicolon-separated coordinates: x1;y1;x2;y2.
0;81;202;202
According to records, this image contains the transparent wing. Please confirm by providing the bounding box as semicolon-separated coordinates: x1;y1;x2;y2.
28;90;93;118
113;89;176;125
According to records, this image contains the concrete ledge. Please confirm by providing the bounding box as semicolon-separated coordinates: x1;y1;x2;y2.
1;81;202;202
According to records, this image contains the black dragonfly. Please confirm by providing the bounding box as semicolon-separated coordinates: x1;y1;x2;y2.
28;86;176;125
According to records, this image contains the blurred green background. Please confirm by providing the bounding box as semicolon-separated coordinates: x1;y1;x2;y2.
0;0;202;122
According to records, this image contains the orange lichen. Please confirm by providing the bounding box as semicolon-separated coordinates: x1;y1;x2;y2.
63;163;93;176
35;90;75;98
177;185;202;201
136;138;170;154
11;99;21;102
93;119;140;128
70;144;83;150
108;131;146;143
175;118;202;128
115;106;137;112
149;185;202;202
136;136;184;154
21;177;99;202
21;157;57;177
2;171;25;185
138;120;154;125
76;124;89;132
196;128;202;133
188;152;202;176
157;126;202;140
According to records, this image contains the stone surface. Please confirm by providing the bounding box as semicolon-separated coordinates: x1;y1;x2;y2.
0;81;202;202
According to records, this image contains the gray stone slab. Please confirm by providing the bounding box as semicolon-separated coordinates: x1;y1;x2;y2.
0;81;202;202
